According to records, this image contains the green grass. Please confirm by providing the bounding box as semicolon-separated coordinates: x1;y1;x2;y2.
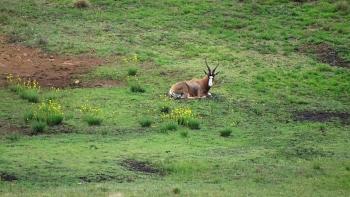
0;0;349;196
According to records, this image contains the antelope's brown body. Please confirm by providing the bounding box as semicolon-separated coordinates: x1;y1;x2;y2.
169;59;219;99
169;76;210;99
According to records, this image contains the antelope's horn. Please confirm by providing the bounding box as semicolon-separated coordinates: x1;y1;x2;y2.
213;62;219;73
205;57;211;73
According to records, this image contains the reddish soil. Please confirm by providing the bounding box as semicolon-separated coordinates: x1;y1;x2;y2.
0;36;105;88
72;79;124;88
0;120;28;135
294;111;350;124
120;159;165;175
299;43;349;68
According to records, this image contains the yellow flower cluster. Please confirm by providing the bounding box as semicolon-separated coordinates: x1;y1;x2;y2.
122;54;138;64
79;103;101;115
6;74;40;90
38;100;64;116
162;107;195;121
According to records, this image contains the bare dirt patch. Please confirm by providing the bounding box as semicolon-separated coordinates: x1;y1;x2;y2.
79;173;134;183
0;172;18;182
120;159;165;175
294;111;350;124
0;120;28;135
299;43;349;68
0;35;105;88
72;79;124;88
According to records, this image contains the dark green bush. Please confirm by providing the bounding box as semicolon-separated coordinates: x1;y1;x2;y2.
84;115;102;126
130;84;145;93
19;89;39;103
220;128;232;137
47;114;64;126
160;122;177;133
180;131;188;138
127;68;138;76
31;121;46;134
187;119;200;130
160;105;171;114
140;118;152;127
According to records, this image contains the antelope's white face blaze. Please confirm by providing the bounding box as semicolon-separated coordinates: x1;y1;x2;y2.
208;76;214;87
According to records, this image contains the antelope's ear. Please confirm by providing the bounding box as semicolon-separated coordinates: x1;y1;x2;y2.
204;70;208;75
214;71;220;76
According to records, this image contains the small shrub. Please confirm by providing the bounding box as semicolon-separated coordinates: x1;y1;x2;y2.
335;1;349;13
34;100;63;126
31;121;46;134
177;117;189;126
79;104;103;126
172;188;181;194
220;128;232;137
140;118;152;127
84;115;102;126
180;131;188;138
312;163;321;170
36;36;48;47
160;122;177;133
160;105;171;114
74;0;90;8
127;68;138;76
187;119;200;130
130;84;145;93
46;113;64;126
19;89;39;103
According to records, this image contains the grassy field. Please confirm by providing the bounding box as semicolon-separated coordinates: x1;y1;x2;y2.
0;0;350;196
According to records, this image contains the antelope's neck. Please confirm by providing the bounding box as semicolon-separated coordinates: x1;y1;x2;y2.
202;76;210;92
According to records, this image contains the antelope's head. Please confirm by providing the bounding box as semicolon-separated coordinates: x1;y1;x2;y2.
204;58;220;87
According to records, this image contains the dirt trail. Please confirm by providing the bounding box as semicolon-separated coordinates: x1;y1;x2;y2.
0;36;105;87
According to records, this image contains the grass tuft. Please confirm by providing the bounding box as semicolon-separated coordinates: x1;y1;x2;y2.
220;128;232;137
130;84;145;93
31;121;46;134
140;118;152;127
172;187;181;194
187;119;200;130
160;122;177;133
127;68;138;76
180;131;188;138
84;115;102;126
19;89;40;103
46;114;64;126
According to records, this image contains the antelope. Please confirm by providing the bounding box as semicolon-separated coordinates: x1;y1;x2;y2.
168;59;219;99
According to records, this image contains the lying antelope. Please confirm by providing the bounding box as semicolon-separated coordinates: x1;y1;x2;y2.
169;59;219;99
